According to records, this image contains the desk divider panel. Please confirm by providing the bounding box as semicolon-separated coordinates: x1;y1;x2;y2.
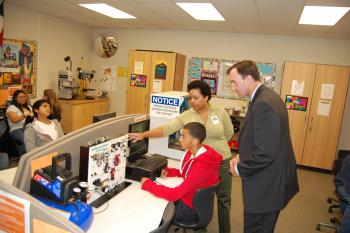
13;114;143;193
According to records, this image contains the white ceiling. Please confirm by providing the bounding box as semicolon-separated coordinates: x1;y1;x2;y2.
9;0;350;39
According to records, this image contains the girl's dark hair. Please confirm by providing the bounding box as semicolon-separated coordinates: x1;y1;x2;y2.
184;122;206;143
32;99;51;118
187;80;211;101
11;90;30;114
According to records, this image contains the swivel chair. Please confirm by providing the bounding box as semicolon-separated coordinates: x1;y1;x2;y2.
316;151;350;232
173;181;221;233
150;202;175;233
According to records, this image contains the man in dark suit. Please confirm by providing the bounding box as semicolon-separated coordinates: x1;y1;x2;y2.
228;60;299;233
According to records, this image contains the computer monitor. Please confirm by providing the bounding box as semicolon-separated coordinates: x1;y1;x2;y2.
128;119;150;163
92;112;116;123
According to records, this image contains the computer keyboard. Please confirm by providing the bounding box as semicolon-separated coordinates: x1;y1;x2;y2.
136;154;167;170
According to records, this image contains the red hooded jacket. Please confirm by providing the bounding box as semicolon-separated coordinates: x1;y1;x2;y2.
142;144;222;208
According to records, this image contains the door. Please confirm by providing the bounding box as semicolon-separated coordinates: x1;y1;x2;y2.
302;65;350;169
280;62;317;164
125;51;152;114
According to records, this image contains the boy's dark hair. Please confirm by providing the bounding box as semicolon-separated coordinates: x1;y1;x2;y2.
226;60;260;81
184;122;206;143
32;99;51;118
187;80;211;101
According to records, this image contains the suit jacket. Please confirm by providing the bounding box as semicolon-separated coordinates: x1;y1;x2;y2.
238;84;299;214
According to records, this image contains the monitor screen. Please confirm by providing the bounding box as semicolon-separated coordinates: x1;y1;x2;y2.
128;119;150;163
93;112;117;123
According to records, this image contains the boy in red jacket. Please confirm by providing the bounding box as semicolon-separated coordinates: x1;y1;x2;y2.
141;122;222;225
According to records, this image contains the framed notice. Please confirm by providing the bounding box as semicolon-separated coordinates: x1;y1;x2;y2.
155;62;167;79
285;95;308;111
0;38;37;97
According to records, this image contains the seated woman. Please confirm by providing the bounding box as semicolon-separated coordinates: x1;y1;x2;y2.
140;122;222;226
6;90;33;154
43;89;62;121
24;99;64;152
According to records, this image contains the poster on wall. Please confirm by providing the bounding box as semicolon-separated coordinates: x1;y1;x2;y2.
285;95;308;111
99;65;117;91
188;57;202;80
130;74;147;87
0;38;37;97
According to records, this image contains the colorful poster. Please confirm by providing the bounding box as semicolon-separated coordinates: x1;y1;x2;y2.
130;74;147;87
202;77;217;95
285;95;308;111
0;38;37;97
188;57;202;79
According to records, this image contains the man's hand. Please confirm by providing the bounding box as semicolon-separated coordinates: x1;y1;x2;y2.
140;177;149;185
128;133;144;142
229;154;240;176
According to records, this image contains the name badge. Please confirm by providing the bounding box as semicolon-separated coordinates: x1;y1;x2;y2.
211;115;219;125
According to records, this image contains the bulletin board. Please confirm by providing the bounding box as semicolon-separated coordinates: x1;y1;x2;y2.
188;57;276;99
0;38;37;97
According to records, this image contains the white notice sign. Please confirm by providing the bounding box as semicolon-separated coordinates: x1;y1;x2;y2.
291;80;305;96
317;100;331;116
134;62;143;74
152;80;162;93
320;84;335;100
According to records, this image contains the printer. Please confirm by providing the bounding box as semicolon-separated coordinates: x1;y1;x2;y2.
126;154;168;182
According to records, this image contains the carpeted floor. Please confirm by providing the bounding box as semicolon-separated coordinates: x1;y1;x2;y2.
170;168;341;233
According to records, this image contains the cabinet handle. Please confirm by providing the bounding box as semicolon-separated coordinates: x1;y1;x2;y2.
309;116;314;130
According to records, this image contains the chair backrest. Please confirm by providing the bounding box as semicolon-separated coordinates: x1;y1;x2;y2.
150;202;175;233
333;151;350;175
192;181;221;228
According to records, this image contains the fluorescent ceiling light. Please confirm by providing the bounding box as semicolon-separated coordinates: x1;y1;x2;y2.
176;3;225;21
79;3;136;19
299;6;349;26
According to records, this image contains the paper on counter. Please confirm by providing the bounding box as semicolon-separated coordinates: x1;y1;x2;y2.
155;177;184;188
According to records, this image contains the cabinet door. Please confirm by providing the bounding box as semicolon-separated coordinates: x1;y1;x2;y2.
59;102;73;133
126;51;152;114
94;100;109;115
74;103;94;130
302;65;350;169
280;62;317;164
150;52;176;92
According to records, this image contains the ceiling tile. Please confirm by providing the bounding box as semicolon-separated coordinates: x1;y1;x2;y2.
325;31;350;39
258;5;303;24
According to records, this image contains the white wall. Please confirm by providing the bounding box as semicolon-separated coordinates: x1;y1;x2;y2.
4;3;93;101
92;28;350;150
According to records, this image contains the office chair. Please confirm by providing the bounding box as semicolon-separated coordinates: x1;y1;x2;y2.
316;151;350;232
150;202;175;233
0;152;9;170
0;116;23;157
173;181;221;233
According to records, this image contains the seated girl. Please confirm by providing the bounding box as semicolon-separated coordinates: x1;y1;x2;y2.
24;99;64;152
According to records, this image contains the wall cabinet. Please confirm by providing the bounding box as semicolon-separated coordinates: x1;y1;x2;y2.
126;50;186;114
59;98;109;133
281;62;350;170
